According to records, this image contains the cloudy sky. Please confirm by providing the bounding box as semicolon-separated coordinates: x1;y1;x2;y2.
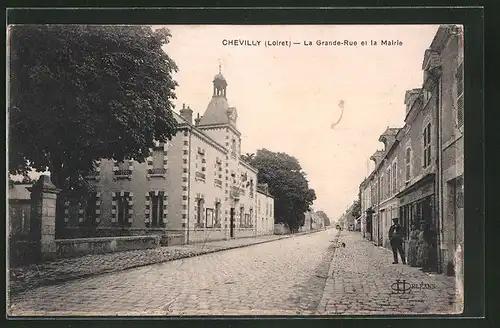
163;24;440;221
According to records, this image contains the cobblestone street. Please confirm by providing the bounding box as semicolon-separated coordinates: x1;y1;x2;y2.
317;231;461;315
8;230;461;316
9;230;338;316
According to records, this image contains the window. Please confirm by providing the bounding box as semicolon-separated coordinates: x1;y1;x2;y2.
82;192;98;226
423;123;432;168
196;198;204;227
380;175;384;199
206;208;214;228
387;168;392;197
148;145;167;176
149;191;165;227
405;148;412;182
240;207;244;226
249;179;254;198
249;208;253;227
114;160;133;179
456;63;464;128
215;201;221;226
116;192;131;225
423;89;432;103
231;139;237;156
245;214;250;227
392;162;397;193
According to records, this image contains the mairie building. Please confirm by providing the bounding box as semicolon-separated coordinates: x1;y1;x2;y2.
56;70;275;244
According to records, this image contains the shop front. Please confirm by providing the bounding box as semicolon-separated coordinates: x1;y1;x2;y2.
396;173;439;272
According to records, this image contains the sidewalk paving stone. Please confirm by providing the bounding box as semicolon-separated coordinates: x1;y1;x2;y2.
316;231;462;315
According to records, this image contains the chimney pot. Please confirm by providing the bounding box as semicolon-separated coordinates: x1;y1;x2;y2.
183;103;185;109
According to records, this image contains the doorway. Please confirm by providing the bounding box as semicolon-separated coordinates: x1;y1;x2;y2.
230;207;235;238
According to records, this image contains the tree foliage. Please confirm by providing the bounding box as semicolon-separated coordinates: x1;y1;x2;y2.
246;149;316;233
316;210;331;226
8;25;179;191
351;199;361;218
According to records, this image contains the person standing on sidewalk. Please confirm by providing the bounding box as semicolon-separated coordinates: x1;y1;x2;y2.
417;221;430;268
389;218;406;264
408;223;420;267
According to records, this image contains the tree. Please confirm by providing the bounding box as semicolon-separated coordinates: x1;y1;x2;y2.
247;149;316;233
8;25;179;192
8;174;37;186
316;210;331;226
351;199;361;218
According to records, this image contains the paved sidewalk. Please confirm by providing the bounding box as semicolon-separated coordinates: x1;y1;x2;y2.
8;230;323;296
316;231;461;315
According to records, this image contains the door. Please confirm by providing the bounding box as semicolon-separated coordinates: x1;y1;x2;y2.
230;207;235;238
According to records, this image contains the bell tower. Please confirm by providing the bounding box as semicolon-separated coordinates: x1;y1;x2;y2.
213;62;227;98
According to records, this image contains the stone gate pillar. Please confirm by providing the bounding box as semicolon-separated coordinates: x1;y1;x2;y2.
28;175;61;261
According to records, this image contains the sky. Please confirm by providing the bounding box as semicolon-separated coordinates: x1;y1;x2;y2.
161;24;440;221
16;24;440;222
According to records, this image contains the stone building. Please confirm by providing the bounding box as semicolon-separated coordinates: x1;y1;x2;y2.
256;183;275;236
359;178;371;239
427;25;464;275
338;202;358;232
303;210;324;231
358;24;465;274
57;69;274;244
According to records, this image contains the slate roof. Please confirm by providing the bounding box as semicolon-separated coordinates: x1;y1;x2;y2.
197;95;231;126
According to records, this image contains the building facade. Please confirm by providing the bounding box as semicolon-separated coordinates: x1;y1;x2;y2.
256;183;275;236
55;70;274;244
358;24;464;274
303;210;324;231
430;25;464;275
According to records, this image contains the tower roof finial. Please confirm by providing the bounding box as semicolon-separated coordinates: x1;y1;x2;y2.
218;59;221;74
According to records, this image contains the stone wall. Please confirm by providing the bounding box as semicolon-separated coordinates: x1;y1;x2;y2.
56;235;161;258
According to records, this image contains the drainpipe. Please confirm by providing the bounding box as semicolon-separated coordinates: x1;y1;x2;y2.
377;169;381;246
186;129;192;244
436;76;444;273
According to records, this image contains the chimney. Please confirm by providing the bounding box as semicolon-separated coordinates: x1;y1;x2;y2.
194;113;201;126
179;103;193;124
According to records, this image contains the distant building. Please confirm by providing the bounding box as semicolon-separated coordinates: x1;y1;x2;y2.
302;210;324;232
339;202;358;232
